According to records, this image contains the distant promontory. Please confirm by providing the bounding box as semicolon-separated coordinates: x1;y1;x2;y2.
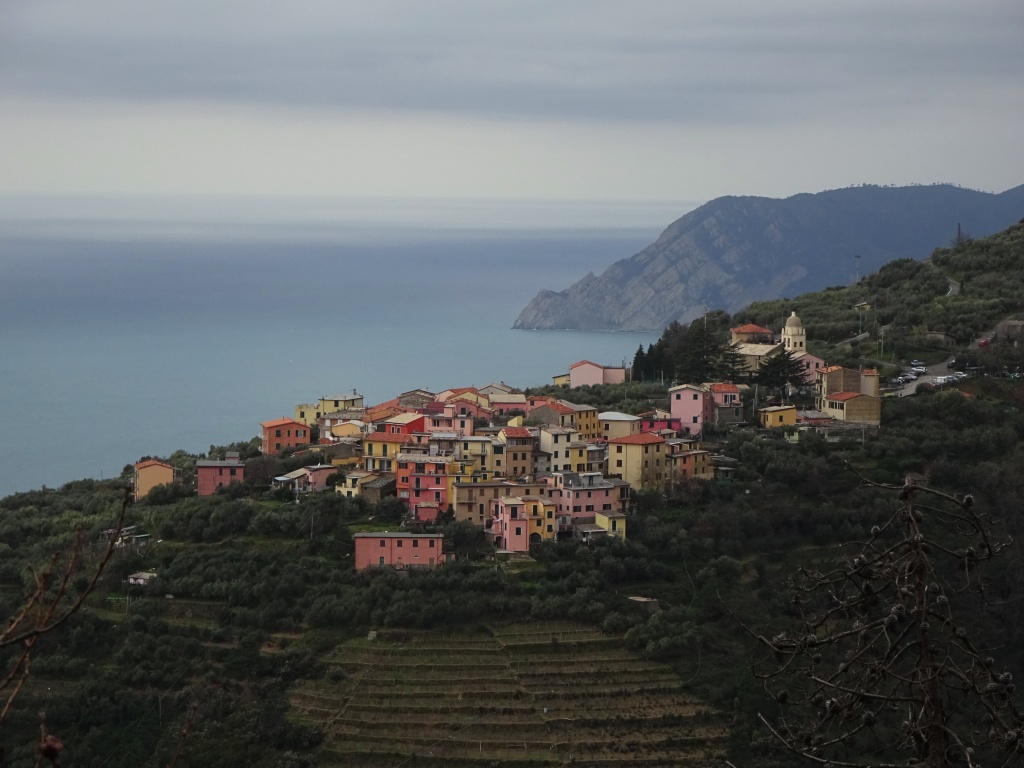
513;184;1024;332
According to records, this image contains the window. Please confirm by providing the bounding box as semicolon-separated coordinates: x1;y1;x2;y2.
229;468;236;476
275;429;282;437
515;526;522;536
429;539;435;548
616;446;622;453
413;540;419;548
397;540;403;548
675;393;680;400
692;416;699;423
616;460;622;467
693;393;698;400
380;540;386;548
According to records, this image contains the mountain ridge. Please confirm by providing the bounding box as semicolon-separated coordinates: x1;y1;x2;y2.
513;184;1024;332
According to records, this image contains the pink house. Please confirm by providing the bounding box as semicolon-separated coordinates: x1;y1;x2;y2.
793;351;827;384
195;452;245;496
544;472;623;532
708;383;744;425
637;412;682;435
568;360;628;388
353;532;446;571
669;384;715;436
423;404;474;436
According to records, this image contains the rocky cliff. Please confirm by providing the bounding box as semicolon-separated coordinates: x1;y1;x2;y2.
513;184;1024;331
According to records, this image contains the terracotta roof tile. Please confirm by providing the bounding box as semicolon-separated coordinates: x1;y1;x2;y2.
709;382;740;393
731;323;772;334
827;392;863;401
261;417;305;428
501;427;533;438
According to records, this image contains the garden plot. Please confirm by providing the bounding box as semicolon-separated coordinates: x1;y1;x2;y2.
288;622;726;767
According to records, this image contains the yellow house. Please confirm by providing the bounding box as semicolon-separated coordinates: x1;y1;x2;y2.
607;433;668;491
318;392;365;414
133;459;178;501
294;403;320;426
335;469;375;498
594;510;627;539
759;405;797;429
552;373;570;387
599;411;642;441
571;404;601;441
330;421;365;440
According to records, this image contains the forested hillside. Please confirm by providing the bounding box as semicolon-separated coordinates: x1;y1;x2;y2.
4;221;1024;766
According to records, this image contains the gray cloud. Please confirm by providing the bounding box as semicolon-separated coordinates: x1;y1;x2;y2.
2;0;1021;122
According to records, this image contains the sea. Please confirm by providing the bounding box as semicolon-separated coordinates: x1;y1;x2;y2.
0;196;690;498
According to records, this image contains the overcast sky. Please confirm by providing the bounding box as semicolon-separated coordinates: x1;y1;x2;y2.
1;0;1021;225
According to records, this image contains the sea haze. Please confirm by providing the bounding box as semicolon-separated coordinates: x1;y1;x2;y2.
0;198;672;497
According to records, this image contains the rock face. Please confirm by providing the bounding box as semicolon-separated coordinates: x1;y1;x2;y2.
513;184;1024;331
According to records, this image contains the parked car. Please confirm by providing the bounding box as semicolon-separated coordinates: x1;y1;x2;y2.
912;366;927;374
910;359;925;367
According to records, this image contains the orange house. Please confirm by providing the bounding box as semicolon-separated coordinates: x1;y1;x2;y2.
261;417;310;455
133;459;178;501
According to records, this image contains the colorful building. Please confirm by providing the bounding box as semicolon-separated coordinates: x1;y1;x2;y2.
133;459;178;501
607;432;668;491
568;359;628;388
488;495;557;552
261;417;310;455
195;453;245;496
353;532;446;571
816;366;881;426
599;411;642;441
669;384;715;436
362;432;410;472
759;405;798;429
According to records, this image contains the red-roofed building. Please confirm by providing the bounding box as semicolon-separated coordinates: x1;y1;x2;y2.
816;366;881;426
261;418;310;455
730;324;773;344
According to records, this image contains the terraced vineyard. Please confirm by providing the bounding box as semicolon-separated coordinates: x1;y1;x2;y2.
289;621;727;767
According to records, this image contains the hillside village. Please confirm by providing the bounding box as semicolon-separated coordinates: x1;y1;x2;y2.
133;311;885;569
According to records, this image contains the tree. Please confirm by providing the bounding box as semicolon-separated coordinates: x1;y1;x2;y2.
674;317;727;384
632;344;647;382
755;349;806;395
715;343;749;383
1;489;129;763
743;475;1024;767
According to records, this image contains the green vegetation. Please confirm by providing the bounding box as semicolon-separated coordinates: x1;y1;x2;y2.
5;221;1024;766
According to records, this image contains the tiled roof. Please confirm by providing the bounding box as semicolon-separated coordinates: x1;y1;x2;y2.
827;392;863;401
821;365;844;373
544;401;576;414
261;417;304;428
608;433;665;445
731;323;772;334
134;459;173;470
708;382;740;393
569;359;600;369
501;427;533;438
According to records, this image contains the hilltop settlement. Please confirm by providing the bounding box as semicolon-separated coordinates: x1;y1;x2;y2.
132;311;885;569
